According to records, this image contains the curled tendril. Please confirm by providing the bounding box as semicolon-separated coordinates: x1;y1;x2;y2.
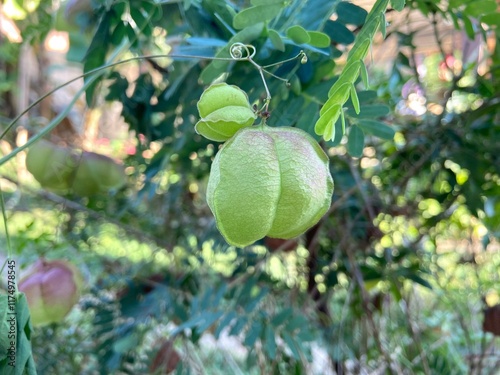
229;43;256;60
300;52;308;64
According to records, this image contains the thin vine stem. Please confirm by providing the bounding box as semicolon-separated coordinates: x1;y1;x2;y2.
0;43;306;166
0;53;239;141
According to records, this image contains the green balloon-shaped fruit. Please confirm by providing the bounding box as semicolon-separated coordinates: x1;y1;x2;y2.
72;151;126;196
26;140;78;192
195;83;256;142
207;125;334;247
18;259;84;326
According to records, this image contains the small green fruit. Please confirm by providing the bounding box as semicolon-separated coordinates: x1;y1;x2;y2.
195;83;256;142
18;259;84;326
72;152;126;196
207;125;333;247
26;140;78;192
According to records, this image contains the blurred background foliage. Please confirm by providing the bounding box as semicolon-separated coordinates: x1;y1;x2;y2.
0;0;499;373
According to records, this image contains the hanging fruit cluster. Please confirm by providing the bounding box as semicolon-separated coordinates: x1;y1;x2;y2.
196;83;334;248
26;140;126;196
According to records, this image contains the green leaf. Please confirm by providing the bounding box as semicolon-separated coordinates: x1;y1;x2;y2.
357;119;395;139
315;104;342;141
336;2;368;26
296;328;316;342
265;325;277;359
340;110;346;135
461;14;475;39
346;104;390;118
83;12;112;107
286;25;311;44
390;0;405;11
271;307;293;327
326;117;344;147
229;316;248;336
347;125;365;157
307;31;331;48
15;293;32;339
215;311;237;339
481;13;500;28
233;5;282;30
226;4;237;19
110;22;128;46
105;72;128;101
380;13;387;38
268;29;285;51
296;103;319;135
285;316;308;332
325;64;361;100
350;85;360;114
323;20;355;45
197;311;224;333
464;0;496;17
12;293;36;375
360;61;369;88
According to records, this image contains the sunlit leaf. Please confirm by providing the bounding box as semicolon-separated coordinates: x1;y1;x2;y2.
83;12;112;107
316;105;341;140
481;13;500;28
350;85;360;114
461;14;475;39
286;25;311;44
464;0;496;17
326;117;344;147
268;29;285;51
307;31;331;48
390;0;405;11
380;13;387;38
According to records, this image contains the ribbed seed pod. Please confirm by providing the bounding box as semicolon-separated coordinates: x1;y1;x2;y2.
72;151;126;196
207;125;333;247
26;140;78;192
195;83;256;142
18;259;84;326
